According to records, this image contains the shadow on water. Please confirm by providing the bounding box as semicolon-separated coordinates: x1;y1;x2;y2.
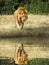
0;26;49;47
0;26;49;38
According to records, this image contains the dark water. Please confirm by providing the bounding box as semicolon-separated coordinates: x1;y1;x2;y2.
0;37;49;47
0;58;49;65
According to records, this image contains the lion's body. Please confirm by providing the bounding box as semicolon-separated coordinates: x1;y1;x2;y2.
14;44;28;64
14;7;28;29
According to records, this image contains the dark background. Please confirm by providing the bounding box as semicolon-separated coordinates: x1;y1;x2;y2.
0;0;49;14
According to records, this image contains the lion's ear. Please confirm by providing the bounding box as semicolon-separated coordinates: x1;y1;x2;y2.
24;10;28;15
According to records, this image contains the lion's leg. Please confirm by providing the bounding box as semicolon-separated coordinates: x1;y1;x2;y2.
15;20;24;29
15;20;20;29
21;23;24;29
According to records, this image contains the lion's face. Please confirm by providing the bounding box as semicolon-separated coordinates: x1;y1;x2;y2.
18;8;28;24
14;7;28;29
19;11;28;22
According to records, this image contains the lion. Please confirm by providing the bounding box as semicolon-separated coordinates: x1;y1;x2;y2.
14;44;28;64
14;7;28;29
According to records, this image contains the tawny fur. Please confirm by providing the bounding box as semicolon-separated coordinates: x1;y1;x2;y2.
14;7;28;29
14;44;28;64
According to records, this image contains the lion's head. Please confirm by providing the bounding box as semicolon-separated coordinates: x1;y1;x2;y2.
17;7;28;22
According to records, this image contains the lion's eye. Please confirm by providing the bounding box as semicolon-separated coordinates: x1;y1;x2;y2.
19;12;21;14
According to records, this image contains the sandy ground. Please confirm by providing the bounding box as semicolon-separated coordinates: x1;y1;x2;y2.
0;14;49;59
